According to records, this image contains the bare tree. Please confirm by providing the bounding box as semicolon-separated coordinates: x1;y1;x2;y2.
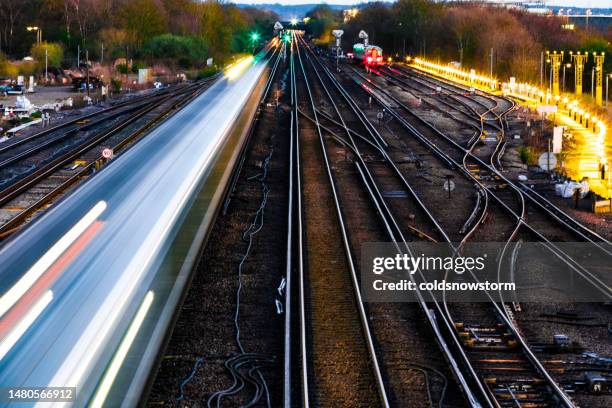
0;0;27;54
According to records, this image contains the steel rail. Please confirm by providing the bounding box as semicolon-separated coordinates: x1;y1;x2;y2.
0;100;157;170
0;77;218;155
0;80;215;239
288;38;309;408
348;63;600;407
383;63;591;408
293;33;390;408
407;72;612;268
299;36;492;407
284;46;295;408
0;95;173;207
350;68;612;299
328;52;579;407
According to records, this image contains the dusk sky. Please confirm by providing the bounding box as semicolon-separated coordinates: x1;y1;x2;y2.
233;0;611;8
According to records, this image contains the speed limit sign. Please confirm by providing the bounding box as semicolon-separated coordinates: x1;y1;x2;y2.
102;148;114;160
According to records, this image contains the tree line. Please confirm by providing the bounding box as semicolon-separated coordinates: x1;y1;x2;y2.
0;0;278;75
306;0;612;83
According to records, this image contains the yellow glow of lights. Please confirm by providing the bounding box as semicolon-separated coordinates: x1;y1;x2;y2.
225;56;254;80
412;58;497;86
411;56;609;174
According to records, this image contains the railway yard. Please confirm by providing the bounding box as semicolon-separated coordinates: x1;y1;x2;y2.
0;34;610;407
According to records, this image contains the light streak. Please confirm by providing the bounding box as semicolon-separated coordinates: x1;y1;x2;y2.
0;201;107;318
90;291;154;408
225;56;254;80
0;290;53;360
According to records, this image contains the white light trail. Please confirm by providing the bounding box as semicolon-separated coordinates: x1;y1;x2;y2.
0;201;107;319
0;290;53;360
90;291;154;408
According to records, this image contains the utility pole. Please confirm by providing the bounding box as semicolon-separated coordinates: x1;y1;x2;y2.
45;47;48;83
540;51;544;87
489;48;494;88
549;63;553;94
86;49;90;97
101;43;104;64
77;44;80;69
586;9;592;35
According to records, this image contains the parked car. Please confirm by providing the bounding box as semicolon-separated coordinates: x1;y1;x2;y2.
1;84;25;95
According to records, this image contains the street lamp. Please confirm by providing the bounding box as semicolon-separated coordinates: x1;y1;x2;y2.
586;9;592;34
563;63;571;92
26;26;42;45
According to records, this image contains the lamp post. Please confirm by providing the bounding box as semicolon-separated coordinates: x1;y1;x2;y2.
26;26;42;45
586;9;592;34
563;63;571;92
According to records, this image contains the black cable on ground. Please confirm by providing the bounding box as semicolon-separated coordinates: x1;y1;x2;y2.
176;357;205;401
207;142;276;408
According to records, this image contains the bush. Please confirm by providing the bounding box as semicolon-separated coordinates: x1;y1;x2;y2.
30;111;42;118
18;62;36;76
0;54;19;78
111;78;122;93
196;66;218;79
116;64;128;74
143;34;208;67
518;146;534;165
30;42;64;71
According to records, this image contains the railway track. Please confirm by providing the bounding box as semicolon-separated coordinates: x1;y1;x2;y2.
351;63;612;295
291;34;498;407
0;79;216;239
290;34;389;408
330;54;612;406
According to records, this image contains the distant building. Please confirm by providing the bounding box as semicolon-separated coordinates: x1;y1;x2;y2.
438;1;551;14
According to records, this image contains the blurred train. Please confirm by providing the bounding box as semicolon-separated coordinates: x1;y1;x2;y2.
0;49;273;407
348;43;383;68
